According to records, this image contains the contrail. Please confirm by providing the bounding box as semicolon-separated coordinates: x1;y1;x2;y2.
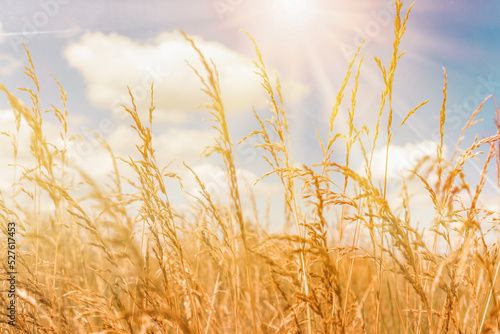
0;29;84;37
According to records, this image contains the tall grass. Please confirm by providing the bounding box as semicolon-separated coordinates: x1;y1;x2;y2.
1;1;500;332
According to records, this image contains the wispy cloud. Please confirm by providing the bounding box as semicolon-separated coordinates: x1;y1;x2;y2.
63;30;309;123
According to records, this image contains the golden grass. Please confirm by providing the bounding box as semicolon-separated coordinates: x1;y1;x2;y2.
1;1;500;332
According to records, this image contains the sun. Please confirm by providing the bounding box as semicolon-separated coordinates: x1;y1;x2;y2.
265;0;320;30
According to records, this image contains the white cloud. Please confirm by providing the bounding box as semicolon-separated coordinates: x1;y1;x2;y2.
350;140;443;229
0;54;22;76
0;102;281;227
0;108;67;164
63;31;309;124
0;108;70;218
365;140;441;182
103;125;217;164
154;127;217;163
63;124;282;220
181;162;282;207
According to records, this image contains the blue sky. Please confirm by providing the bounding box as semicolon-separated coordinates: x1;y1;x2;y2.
0;0;499;228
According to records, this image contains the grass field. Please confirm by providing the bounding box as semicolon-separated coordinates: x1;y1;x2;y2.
1;1;500;333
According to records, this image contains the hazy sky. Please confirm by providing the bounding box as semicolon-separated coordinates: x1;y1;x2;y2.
0;0;499;228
